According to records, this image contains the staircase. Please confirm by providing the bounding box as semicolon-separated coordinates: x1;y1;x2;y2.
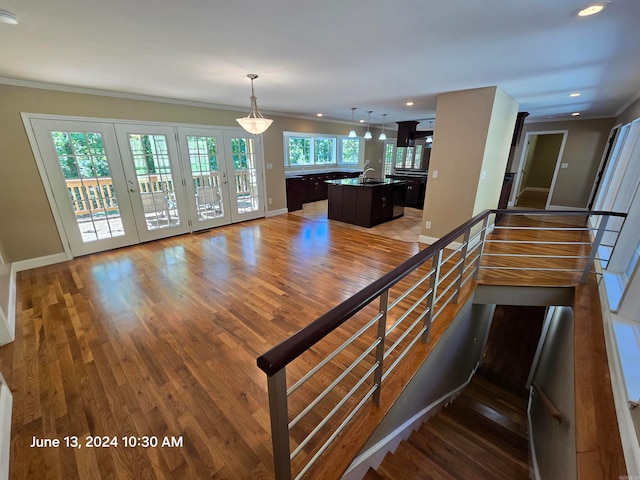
363;375;530;479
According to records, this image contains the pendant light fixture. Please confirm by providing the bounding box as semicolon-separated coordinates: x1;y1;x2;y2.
236;74;273;135
348;107;358;138
426;120;433;144
378;114;387;141
364;111;373;140
0;9;18;24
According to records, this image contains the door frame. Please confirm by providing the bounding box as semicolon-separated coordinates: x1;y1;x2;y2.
22;112;268;259
512;130;568;209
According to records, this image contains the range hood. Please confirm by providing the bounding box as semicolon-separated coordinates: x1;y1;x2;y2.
396;121;433;147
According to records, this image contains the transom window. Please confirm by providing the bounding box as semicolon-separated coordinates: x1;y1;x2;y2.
284;132;363;168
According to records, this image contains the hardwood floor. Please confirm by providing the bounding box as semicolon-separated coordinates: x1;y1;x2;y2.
0;210;626;479
364;376;530;480
0;214;420;479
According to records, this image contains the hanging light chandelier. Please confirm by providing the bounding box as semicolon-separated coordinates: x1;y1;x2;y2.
364;111;373;140
348;107;358;138
378;114;387;141
236;74;273;135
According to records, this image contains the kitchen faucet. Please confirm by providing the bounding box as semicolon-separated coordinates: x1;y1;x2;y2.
360;167;376;183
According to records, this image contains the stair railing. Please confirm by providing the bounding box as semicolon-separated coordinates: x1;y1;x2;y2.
257;209;626;480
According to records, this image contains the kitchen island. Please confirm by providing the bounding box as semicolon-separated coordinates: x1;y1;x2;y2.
326;178;407;228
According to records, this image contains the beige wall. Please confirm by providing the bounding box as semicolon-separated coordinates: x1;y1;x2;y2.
472;87;519;217
0;83;379;263
525;134;563;189
422;86;517;239
511;118;614;208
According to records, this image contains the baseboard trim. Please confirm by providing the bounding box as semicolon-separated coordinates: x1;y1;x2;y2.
13;253;68;273
0;372;13;480
343;364;478;479
266;208;288;218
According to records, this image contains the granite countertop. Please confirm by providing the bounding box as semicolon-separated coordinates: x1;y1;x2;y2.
325;178;407;187
285;168;362;178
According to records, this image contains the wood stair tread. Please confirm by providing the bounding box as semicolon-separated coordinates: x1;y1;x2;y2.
370;377;530;479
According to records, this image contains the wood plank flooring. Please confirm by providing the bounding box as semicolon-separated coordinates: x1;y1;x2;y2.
363;376;530;480
0;210;627;479
0;213;420;480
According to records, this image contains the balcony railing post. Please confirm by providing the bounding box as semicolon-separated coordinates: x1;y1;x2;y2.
372;289;389;406
453;228;471;304
423;250;442;343
473;215;491;280
580;214;610;283
266;369;292;480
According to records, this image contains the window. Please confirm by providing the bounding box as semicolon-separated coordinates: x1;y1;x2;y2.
339;138;359;164
284;132;362;168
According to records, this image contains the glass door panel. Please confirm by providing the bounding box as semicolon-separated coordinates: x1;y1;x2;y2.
30;119;139;256
115;125;190;242
177;127;233;230
225;132;265;223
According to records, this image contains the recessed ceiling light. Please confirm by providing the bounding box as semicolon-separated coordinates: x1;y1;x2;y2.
578;3;605;16
569;92;581;97
316;113;323;117
572;112;581;116
0;9;18;24
405;101;415;106
359;119;365;123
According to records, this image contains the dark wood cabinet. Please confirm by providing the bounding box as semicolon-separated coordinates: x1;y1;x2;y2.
386;174;427;209
327;182;404;228
285;177;304;212
286;171;360;211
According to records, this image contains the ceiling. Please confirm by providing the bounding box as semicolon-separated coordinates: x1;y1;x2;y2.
1;0;640;126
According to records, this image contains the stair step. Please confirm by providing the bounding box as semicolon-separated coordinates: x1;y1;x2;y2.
362;467;387;480
380;439;457;480
422;413;529;478
369;377;531;479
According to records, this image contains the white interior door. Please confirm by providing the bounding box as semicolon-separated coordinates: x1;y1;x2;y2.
115;124;191;242
30;119;140;256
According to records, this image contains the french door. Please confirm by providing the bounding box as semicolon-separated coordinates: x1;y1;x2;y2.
114;124;191;242
30;119;140;256
176;127;265;230
29;117;265;256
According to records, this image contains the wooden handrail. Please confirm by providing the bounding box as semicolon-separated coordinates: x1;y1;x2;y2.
531;380;563;423
256;208;627;377
256;209;491;376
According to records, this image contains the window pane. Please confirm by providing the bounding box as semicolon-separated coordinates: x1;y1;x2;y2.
396;147;405;168
340;138;359;164
384;143;394;175
315;138;336;164
288;137;312;165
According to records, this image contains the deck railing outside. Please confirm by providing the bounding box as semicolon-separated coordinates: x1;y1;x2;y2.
65;171;253;217
256;209;627;480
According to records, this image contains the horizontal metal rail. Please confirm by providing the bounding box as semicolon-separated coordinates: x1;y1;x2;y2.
386;289;432;335
388;271;434;311
257;208;627;480
289;340;380;429
287;312;382;396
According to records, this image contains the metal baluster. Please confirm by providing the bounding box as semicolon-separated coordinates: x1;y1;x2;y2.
453;228;471;304
423;250;442;343
267;369;292;480
580;214;609;283
372;290;389;406
473;215;490;280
